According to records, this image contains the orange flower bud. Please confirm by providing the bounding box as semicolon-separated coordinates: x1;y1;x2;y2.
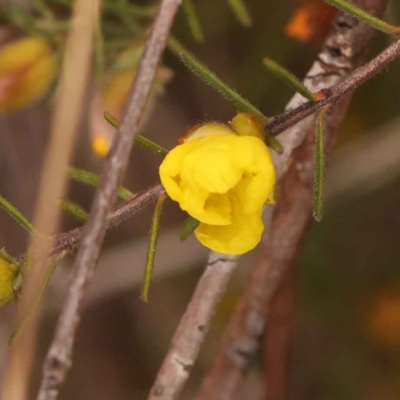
285;0;337;44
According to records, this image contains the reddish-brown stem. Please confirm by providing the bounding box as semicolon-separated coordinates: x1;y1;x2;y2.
50;184;165;256
267;39;400;137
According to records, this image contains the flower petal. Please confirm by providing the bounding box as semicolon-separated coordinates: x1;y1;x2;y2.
195;192;264;254
230;136;275;213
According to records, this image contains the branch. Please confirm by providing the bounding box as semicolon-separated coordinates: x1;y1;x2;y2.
197;1;389;398
51;184;165;256
148;253;238;399
267;39;400;137
37;0;181;398
148;1;390;399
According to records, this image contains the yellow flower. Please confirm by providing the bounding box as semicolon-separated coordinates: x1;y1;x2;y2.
0;258;16;306
160;121;275;254
0;36;57;113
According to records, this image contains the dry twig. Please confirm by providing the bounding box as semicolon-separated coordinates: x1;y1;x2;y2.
50;184;165;257
266;39;400;138
148;253;238;399
198;1;389;399
37;1;181;399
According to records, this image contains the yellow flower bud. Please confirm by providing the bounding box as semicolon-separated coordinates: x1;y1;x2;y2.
230;112;265;139
160;122;276;254
0;258;17;306
0;36;57;113
90;68;136;157
90;45;173;157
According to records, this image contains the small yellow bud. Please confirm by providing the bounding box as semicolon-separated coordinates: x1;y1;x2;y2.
90;68;136;157
0;258;17;306
230;112;265;140
0;36;57;113
90;44;173;158
92;134;111;158
178;122;233;144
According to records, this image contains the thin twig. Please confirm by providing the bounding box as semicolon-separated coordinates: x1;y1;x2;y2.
37;1;181;399
266;39;400;137
13;184;164;264
148;253;239;399
1;1;99;399
51;184;165;256
198;1;389;398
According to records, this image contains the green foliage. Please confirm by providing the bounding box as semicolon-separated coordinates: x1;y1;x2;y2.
9;250;67;345
183;0;205;42
325;0;400;36
104;112;169;157
67;167;134;202
59;199;88;224
0;248;18;268
0;195;38;234
313;110;327;222
263;57;315;101
141;194;167;302
180;216;200;241
226;0;252;27
180;49;269;125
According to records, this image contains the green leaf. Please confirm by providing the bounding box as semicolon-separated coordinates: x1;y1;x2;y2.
178;48;269;126
226;0;252;27
265;134;284;155
180;216;200;241
9;251;67;345
313;110;327;222
325;0;400;36
141;194;167;302
263;58;316;101
59;199;88;224
104;112;169;157
0;195;38;234
0;248;18;269
67;167;134;202
183;0;205;42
